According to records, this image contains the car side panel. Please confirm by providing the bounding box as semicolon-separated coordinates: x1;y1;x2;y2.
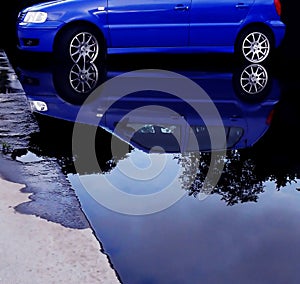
107;0;191;47
189;0;255;46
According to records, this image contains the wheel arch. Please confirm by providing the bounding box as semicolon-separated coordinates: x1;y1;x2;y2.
53;20;107;52
234;23;275;53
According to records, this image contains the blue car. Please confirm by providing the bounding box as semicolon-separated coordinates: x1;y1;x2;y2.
18;59;280;152
17;0;285;64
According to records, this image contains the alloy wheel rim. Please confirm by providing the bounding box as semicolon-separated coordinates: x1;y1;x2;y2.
69;62;99;93
240;64;268;95
69;32;99;64
242;32;270;63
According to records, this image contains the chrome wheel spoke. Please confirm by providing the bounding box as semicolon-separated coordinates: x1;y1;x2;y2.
70;32;99;63
242;31;270;63
240;64;268;95
69;62;99;93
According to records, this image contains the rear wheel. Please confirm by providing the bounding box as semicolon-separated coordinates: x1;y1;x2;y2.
232;63;272;102
236;27;274;64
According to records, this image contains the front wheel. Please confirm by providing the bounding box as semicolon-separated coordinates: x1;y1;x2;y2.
236;27;274;64
54;25;105;64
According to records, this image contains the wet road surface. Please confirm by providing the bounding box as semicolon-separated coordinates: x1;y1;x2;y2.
0;49;91;229
0;49;122;283
2;46;300;283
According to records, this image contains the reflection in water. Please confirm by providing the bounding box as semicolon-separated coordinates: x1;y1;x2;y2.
250;78;300;191
177;150;264;206
52;61;106;105
28;117;131;176
17;58;283;206
239;64;269;96
19;60;279;150
16;56;300;283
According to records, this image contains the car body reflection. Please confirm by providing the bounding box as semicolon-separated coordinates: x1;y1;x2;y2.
18;60;281;154
13;35;300;284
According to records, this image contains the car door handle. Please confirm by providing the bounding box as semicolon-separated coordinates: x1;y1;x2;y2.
174;4;189;11
236;3;250;9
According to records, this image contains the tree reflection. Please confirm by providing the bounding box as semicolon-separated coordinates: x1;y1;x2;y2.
176;149;265;206
27;115;132;175
28;99;300;207
25;64;300;206
249;92;300;191
177;82;300;205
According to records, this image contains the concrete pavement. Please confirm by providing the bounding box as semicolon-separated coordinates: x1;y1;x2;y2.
0;49;121;283
0;177;120;284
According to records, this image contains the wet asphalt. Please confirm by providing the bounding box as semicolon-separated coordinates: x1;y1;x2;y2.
0;49;90;229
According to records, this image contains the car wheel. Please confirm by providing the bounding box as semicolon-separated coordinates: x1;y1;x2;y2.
232;63;272;102
236;27;274;64
52;61;107;105
54;25;105;64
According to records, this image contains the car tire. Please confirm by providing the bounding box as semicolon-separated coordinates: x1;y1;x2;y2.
52;61;107;105
236;27;274;64
232;63;272;103
54;25;106;64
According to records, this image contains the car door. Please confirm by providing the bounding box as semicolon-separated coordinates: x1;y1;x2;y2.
107;0;191;47
189;0;255;46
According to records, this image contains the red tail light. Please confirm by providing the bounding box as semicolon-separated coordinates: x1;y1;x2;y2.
274;0;282;16
266;109;276;125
